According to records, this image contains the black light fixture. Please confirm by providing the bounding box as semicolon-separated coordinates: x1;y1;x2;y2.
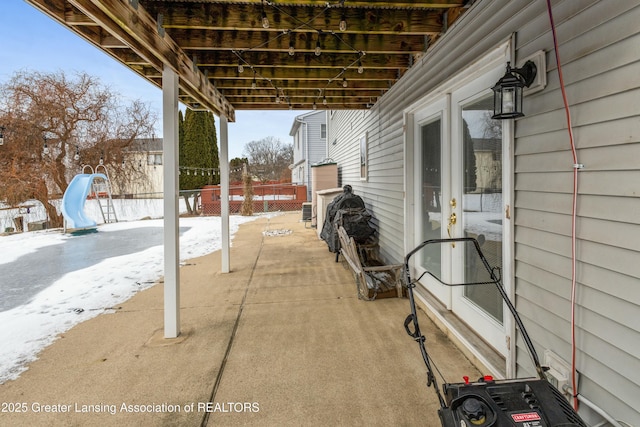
43;137;50;155
0;126;5;146
491;60;537;119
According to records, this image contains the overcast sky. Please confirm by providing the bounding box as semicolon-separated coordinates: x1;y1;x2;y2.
0;0;307;159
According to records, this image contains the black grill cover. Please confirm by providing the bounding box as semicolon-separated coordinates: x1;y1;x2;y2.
320;186;375;253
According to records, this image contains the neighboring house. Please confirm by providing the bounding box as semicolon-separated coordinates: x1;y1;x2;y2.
328;0;639;425
116;138;163;198
289;110;328;200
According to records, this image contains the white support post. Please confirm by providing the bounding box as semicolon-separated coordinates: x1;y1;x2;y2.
220;115;230;273
162;66;180;338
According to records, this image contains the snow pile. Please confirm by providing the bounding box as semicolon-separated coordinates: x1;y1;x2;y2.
0;210;264;383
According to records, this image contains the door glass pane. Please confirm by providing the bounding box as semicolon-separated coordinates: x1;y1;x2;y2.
462;96;503;323
420;118;442;277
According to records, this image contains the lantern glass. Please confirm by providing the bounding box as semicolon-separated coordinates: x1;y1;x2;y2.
492;72;525;119
490;60;539;120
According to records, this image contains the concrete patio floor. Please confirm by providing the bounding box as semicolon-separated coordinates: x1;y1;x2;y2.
0;211;480;426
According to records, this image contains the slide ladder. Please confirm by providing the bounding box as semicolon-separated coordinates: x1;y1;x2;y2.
92;165;118;224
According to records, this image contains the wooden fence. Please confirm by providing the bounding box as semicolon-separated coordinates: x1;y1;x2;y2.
200;183;307;216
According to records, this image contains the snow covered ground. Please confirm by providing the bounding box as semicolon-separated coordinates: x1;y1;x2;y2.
1;198;169;232
0;199;263;384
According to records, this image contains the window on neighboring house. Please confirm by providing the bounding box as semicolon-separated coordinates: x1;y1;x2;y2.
147;153;163;165
320;124;327;139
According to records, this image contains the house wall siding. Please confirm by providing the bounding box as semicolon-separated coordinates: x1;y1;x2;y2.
304;112;328;199
291;130;302;185
327;108;405;263
514;1;640;421
291;111;328;200
328;0;640;423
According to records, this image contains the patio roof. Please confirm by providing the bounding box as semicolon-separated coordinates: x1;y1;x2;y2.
25;0;471;121
23;0;472;339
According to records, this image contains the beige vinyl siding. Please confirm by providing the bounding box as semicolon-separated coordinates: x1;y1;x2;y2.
329;0;640;423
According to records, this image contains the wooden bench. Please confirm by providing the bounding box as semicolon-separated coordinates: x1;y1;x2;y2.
337;226;404;301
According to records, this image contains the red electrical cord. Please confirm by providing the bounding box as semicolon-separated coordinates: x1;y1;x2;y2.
546;0;580;411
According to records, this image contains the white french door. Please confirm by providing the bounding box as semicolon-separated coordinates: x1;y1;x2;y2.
450;68;509;357
412;60;511;357
412;97;451;308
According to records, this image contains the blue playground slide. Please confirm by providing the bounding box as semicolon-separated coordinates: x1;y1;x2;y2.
61;173;108;230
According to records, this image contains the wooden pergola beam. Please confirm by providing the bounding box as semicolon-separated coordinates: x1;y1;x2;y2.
26;0;467;112
117;50;411;71
173;30;427;55
144;3;444;36
144;0;463;10
65;0;235;121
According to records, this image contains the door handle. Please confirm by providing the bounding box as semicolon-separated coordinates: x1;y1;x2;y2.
447;212;457;236
447;212;457;242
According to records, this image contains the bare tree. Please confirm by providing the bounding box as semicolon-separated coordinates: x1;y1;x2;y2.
242;136;293;183
240;163;254;216
0;70;157;227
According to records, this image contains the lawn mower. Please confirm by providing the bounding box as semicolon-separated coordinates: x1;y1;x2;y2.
403;237;586;427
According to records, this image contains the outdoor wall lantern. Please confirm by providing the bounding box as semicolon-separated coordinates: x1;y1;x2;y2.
0;126;5;146
491;60;537;119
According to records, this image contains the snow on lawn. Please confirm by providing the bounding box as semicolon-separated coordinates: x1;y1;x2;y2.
0;210;263;384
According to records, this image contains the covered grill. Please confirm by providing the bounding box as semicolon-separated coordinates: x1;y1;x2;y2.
319;185;376;255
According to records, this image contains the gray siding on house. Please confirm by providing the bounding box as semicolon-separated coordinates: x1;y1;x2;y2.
513;0;640;421
328;0;640;424
327;109;405;264
304;111;328;190
291;111;328;200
